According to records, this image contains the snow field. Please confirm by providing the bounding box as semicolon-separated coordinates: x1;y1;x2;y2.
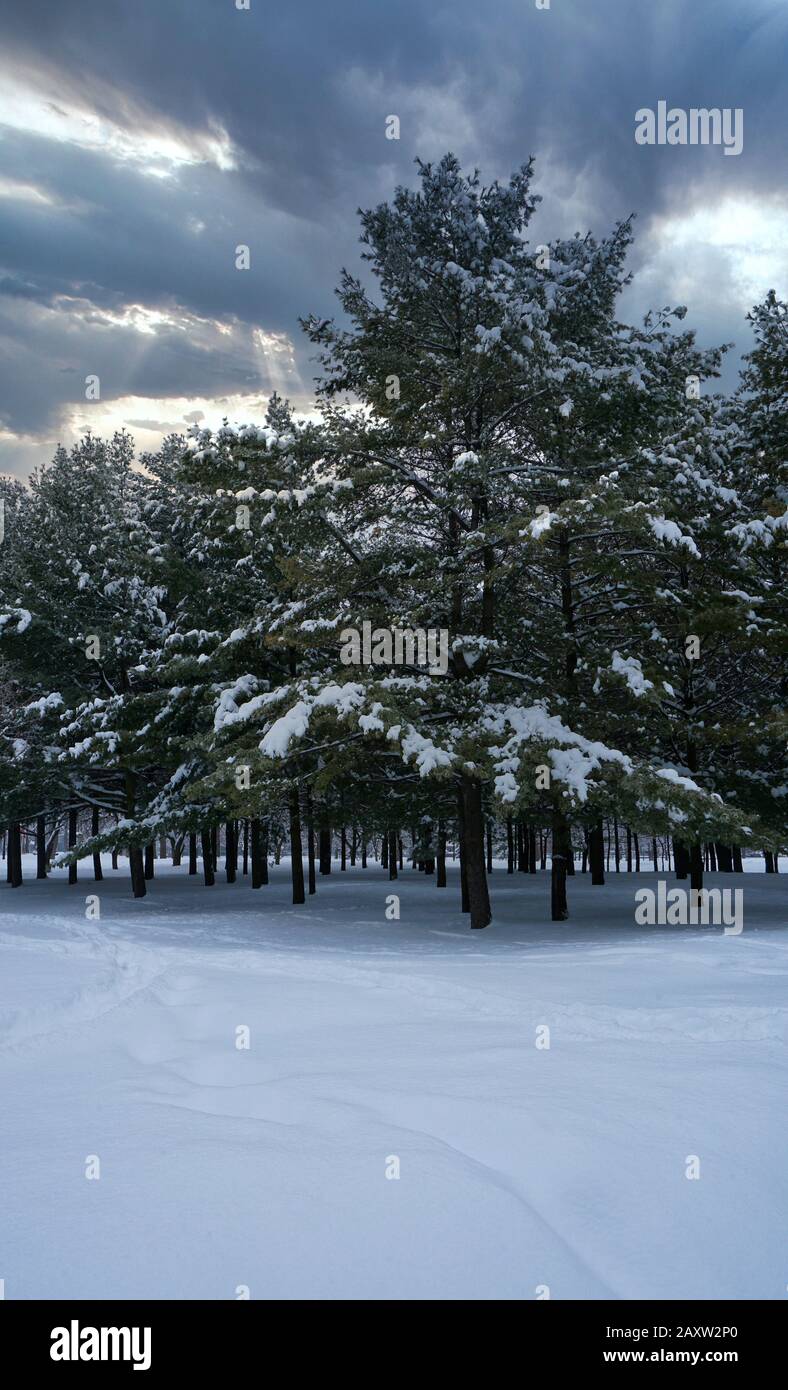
0;856;786;1299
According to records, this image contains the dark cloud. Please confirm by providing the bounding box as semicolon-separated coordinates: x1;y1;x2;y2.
0;0;786;475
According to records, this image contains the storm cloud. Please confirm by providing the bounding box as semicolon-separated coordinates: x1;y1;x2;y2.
1;0;786;475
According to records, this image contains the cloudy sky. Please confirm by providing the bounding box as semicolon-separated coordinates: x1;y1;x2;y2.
0;0;786;479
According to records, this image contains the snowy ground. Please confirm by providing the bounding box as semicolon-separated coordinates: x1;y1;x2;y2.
1;854;786;1300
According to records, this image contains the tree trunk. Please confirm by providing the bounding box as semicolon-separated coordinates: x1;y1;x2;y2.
144;842;154;880
188;832;197;875
290;789;305;904
124;772;145;897
260;822;270;884
457;791;470;914
589;820;605;885
732;844;743;873
242;820;249;876
613;816;621;872
111;846;119;870
36;815;47;880
201;830;215;887
129;846;146;898
319;826;332;875
302;792;315;896
674;838;689;880
551;813;570;921
91;806;103;881
460;776;492;929
381;832;389;870
486;821;493;873
388;829;398;881
361;837;367;868
225;820;237;883
517;819;527;873
437;823;447;887
690;842;704;895
634;833;640;872
171;835;183;867
68;807;78;885
250;819;263;889
764;851;776;873
651;837;658;872
626;825;632;873
528;825;537;873
350;827;357;866
340;825;347;870
715;842;732;873
506;815;514;874
8;821;23;887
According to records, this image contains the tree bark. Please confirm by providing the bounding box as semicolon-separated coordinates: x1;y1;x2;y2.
302;792;315;896
188;832;197;875
551;813;570;921
36;815;47;880
290;789;305;904
260;822;270;884
732;844;743;873
129;846;146;898
124;772;145;897
319;826;332;875
92;806;103;881
225;820;237;883
201;830;215;887
674;838;690;880
68;807;78;884
250;818;263;888
437;823;447;887
589;820;605;885
460;776;491;928
388;830;398;880
690;842;704;895
144;842;154;880
457;791;470;914
8;821;23;887
715;842;732;873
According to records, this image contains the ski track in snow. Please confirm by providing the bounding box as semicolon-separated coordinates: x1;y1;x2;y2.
0;857;786;1299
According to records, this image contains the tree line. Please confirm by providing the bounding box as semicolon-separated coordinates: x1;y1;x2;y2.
1;155;785;926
